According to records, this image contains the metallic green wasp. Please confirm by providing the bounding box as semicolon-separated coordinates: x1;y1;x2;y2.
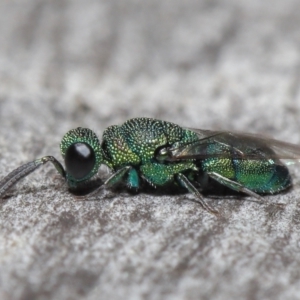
1;117;300;214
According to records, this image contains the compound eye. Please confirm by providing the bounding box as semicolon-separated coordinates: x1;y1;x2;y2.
65;142;96;180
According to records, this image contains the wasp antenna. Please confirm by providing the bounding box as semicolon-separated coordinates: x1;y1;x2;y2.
0;156;66;198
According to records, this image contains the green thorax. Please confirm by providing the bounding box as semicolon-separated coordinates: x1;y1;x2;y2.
101;117;199;169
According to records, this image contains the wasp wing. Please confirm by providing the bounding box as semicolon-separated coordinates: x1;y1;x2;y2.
166;128;300;161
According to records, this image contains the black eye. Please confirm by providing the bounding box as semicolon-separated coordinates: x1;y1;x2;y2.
65;143;96;180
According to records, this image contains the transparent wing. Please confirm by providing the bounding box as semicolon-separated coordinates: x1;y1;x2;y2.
166;128;300;162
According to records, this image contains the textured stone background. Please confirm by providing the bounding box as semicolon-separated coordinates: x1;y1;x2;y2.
1;0;300;299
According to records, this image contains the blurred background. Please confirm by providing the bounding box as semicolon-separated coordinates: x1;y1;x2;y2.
1;0;300;299
1;1;300;137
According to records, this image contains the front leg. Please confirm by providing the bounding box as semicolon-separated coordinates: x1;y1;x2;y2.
76;165;137;198
105;166;139;189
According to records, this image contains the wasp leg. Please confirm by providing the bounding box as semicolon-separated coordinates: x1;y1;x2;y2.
207;172;264;202
176;173;219;215
75;166;133;200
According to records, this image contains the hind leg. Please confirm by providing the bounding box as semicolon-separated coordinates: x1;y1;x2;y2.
207;172;264;202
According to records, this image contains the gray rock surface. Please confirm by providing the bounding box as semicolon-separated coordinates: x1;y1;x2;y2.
1;0;300;299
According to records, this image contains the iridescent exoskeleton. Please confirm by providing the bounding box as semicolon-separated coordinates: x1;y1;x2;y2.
1;117;300;214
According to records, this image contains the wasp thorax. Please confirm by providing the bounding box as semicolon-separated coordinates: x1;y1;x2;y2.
65;142;96;180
